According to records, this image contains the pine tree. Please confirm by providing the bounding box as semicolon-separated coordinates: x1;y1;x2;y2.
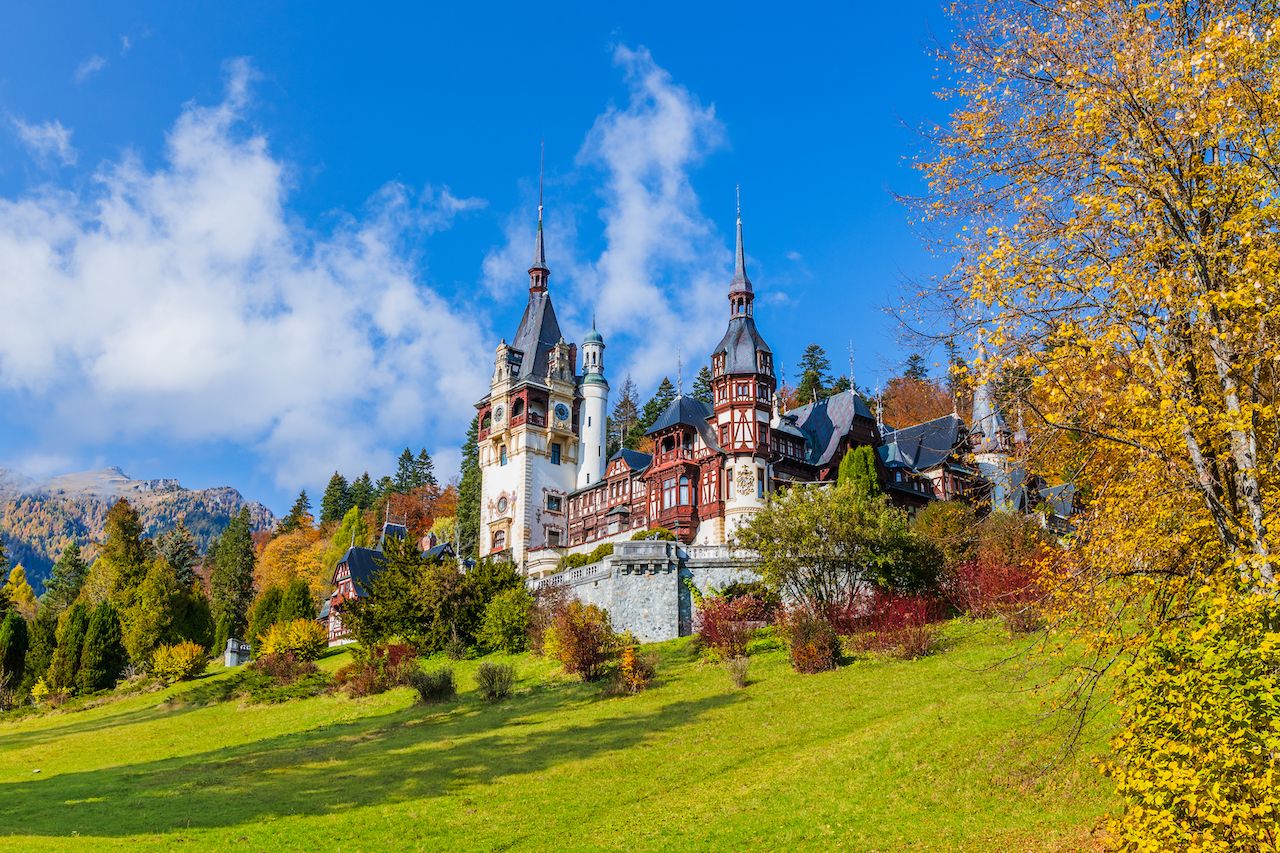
457;415;481;561
692;365;714;405
277;490;313;535
22;606;57;693
796;344;833;404
0;611;28;688
4;566;37;621
374;475;395;498
277;578;315;623
122;557;186;666
350;472;376;511
394;448;417;493
247;586;283;645
44;542;89;612
415;449;438;488
830;375;852;395
608;375;641;455
47;602;90;691
156;522;200;586
837;446;881;497
319;472;352;525
638;377;677;433
77;600;127;694
99;499;151;609
210;508;256;646
904;353;929;381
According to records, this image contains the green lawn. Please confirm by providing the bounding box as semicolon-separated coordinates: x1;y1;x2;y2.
0;621;1113;851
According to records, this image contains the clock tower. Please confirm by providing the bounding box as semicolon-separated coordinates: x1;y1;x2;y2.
709;193;775;543
475;192;581;574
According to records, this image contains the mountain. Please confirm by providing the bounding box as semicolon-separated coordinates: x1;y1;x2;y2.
0;467;276;593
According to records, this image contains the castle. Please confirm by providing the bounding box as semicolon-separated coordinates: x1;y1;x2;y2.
475;194;1051;582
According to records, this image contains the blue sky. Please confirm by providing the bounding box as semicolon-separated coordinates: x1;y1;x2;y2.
0;1;955;513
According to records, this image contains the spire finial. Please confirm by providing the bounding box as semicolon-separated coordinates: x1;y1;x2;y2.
848;340;855;391
677;346;684;396
736;183;741;222
529;141;549;289
730;184;752;297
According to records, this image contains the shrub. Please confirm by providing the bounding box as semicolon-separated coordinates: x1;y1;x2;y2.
841;591;941;660
1102;588;1280;851
694;595;766;660
250;652;319;685
718;580;782;619
779;609;840;674
587;542;615;563
946;557;1041;633
549;600;617;681
151;641;209;684
630;526;676;541
609;643;656;695
528;580;571;657
259;618;328;661
479;586;533;653
333;643;418;697
726;656;749;688
29;677;50;705
444;629;468;661
407;668;456;704
474;662;515;701
556;552;591;572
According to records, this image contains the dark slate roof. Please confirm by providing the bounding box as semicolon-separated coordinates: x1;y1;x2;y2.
647;394;713;435
317;598;331;620
877;413;966;472
336;546;386;595
712;316;772;375
611;448;653;473
424;542;455;562
786;390;876;466
509;291;563;382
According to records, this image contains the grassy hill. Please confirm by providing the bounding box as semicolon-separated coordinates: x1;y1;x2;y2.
0;621;1113;851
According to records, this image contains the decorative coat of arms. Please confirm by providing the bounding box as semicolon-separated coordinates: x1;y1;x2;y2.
735;464;755;496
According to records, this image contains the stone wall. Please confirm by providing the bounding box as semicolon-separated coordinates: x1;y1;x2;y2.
533;541;760;642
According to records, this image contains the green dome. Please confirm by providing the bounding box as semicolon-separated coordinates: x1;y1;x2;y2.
583;327;604;345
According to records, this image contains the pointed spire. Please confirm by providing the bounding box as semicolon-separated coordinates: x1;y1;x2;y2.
528;142;549;293
730;184;752;295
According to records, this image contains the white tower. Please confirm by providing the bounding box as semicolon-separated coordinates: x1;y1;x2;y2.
577;319;609;488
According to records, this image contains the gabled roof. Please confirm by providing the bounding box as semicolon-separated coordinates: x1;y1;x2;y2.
610;448;653;473
877;413;966;472
786;390;876;466
712;316;772;375
509;291;564;383
334;546;386;594
647;394;713;435
424;542;455;562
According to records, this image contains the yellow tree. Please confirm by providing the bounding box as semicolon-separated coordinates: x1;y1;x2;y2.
5;565;38;621
920;1;1280;844
255;526;329;600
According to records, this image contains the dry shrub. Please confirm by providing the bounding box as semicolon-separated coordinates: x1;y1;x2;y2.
547;600;616;681
474;662;515;701
259;619;328;661
608;643;656;695
333;643;419;697
528;580;571;657
726;656;749;688
779;609;840;674
947;557;1042;633
250;652;319;685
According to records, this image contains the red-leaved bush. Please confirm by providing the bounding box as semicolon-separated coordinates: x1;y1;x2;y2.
845;590;941;659
695;595;768;660
946;556;1042;633
333;643;420;697
779;608;840;673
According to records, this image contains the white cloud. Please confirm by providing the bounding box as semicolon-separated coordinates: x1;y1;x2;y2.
0;60;491;489
75;54;107;83
482;45;733;391
120;35;132;56
12;119;77;167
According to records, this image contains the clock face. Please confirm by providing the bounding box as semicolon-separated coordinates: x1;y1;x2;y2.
497;496;509;513
554;403;570;422
494;405;504;422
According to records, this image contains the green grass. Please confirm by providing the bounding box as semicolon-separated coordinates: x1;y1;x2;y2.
0;621;1114;851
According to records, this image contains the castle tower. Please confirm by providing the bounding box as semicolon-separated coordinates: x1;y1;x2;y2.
970;378;1015;510
577;318;609;488
709;190;775;543
475;186;580;574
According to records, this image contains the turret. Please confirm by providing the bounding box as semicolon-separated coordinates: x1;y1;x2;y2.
578;319;609;488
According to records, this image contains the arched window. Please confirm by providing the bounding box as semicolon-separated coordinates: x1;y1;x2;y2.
679;475;690;506
481;412;492;431
512;398;525;417
491;530;506;552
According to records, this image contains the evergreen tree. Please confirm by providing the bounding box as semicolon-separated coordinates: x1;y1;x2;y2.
692;365;714;405
457;415;481;561
210;508;255;647
374;475;395;498
830;375;852;395
638;377;678;433
277;578;315;623
22;606;57;693
350;472;376;511
47;602;90;691
837;446;881;497
608;375;641;455
319;472;352;525
43;542;89;612
4;566;37;620
155;522;200;586
904;353;929;381
415;449;438;488
0;611;28;688
77;600;127;694
277;490;313;535
99;499;151;609
394;448;417;492
796;344;833;404
122;557;186;666
246;586;283;645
